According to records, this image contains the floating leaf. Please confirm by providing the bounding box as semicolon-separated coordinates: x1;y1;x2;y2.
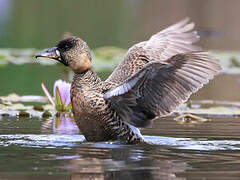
43;104;55;111
0;93;47;103
177;105;240;115
0;98;12;106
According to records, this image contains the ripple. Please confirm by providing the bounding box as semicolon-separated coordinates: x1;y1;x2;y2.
145;136;240;151
1;134;240;151
0;134;85;148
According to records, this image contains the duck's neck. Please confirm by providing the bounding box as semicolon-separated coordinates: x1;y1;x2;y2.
71;68;101;93
71;69;101;97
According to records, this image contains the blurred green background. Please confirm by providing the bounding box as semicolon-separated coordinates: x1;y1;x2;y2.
1;0;240;97
1;0;240;50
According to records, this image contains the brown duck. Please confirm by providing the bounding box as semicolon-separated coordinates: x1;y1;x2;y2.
36;18;221;143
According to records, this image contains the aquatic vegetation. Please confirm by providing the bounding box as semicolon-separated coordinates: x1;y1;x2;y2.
41;79;71;112
1;48;240;74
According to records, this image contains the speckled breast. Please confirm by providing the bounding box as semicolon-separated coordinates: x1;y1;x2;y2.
71;90;117;142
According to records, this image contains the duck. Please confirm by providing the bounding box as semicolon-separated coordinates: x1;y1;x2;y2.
36;18;221;144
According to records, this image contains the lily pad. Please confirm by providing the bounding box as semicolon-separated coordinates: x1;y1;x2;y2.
0;93;57;118
0;103;28;111
0;93;47;103
177;102;240;116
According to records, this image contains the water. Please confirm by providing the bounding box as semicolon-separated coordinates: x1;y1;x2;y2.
1;115;240;180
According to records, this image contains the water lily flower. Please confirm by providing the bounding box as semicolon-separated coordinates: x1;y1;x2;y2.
41;79;71;112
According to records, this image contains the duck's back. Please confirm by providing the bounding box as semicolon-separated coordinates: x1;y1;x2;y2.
106;17;200;84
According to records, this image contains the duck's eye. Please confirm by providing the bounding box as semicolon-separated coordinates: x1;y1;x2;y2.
64;45;69;49
62;44;73;51
57;39;73;51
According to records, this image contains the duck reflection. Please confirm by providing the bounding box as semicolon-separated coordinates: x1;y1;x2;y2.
42;113;79;135
67;144;189;180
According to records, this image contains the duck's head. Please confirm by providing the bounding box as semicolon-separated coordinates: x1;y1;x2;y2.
36;37;92;73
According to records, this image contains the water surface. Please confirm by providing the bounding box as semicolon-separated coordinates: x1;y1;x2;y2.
1;115;240;180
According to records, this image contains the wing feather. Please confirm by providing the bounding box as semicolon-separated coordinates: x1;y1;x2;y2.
106;17;201;84
104;52;221;128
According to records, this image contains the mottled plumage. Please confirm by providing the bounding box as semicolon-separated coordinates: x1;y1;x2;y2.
36;18;221;143
106;17;201;84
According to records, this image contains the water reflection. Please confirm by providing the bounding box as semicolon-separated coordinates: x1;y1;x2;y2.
66;142;240;179
67;145;190;180
42;113;79;135
1;116;240;179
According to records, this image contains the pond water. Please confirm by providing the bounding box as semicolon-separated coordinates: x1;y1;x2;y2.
1;50;240;179
1;1;240;178
1;114;240;180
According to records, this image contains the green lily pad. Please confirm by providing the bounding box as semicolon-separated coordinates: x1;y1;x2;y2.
177;102;240;115
0;94;47;103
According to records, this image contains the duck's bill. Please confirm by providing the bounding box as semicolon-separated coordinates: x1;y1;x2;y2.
35;47;60;60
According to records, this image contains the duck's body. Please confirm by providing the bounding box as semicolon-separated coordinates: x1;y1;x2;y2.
36;18;221;143
71;69;143;142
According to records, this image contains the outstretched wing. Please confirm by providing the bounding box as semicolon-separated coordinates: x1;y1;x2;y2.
104;52;221;128
106;17;201;84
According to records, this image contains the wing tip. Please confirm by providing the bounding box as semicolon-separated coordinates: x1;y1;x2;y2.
178;17;190;26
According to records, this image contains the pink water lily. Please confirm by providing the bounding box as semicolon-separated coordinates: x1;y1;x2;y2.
41;79;72;112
